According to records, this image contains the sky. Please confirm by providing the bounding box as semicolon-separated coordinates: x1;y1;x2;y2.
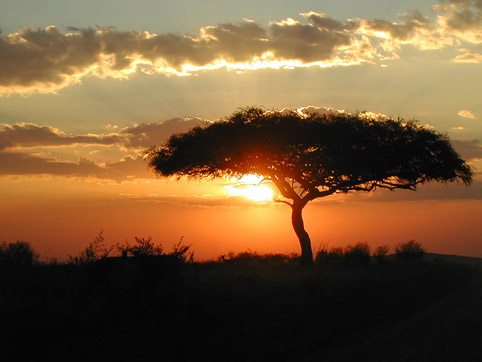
0;0;481;261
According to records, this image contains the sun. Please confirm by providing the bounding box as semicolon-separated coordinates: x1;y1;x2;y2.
240;184;274;202
224;174;274;203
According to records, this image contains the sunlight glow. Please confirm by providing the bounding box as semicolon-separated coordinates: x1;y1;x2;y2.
225;174;274;203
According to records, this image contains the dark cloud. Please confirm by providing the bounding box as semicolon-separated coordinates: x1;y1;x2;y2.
434;0;482;42
0;26;102;92
0;118;206;151
0;152;100;177
1;3;480;95
303;12;357;31
269;18;353;62
436;0;482;31
120;117;208;149
0;123;120;150
101;155;156;181
0;151;153;182
201;22;268;63
364;11;430;41
0;117;209;181
451;139;482;161
1;19;358;94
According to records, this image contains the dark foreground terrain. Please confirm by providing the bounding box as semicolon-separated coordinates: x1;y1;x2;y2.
1;255;481;362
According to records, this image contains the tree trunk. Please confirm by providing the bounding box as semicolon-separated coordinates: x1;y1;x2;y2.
291;203;314;265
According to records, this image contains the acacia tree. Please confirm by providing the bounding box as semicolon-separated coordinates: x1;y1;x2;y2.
147;107;472;265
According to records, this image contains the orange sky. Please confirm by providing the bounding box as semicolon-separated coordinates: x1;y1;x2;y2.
1;175;480;261
0;0;481;260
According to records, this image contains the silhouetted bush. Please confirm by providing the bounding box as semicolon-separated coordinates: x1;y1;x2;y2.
315;243;371;266
395;240;426;261
374;245;390;264
171;237;194;263
67;230;112;264
0;241;38;266
117;236;164;257
315;244;344;265
219;251;299;265
344;242;371;266
116;236;194;263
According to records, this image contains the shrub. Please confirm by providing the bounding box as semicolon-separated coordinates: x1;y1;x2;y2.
231;251;264;263
68;231;112;264
218;251;299;265
344;242;371;266
117;236;164;257
0;241;38;266
373;245;390;264
316;243;372;266
171;237;194;263
395;240;426;261
315;244;344;265
117;236;193;263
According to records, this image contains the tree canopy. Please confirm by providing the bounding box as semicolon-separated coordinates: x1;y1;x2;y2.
147;107;472;264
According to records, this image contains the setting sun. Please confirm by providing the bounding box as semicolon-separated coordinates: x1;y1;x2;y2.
240;184;274;202
1;1;481;359
225;174;274;203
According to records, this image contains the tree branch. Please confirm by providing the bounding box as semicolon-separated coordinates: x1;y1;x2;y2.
301;188;336;205
268;173;300;201
274;198;293;207
337;177;423;193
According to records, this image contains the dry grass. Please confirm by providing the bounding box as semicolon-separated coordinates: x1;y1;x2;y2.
0;247;478;362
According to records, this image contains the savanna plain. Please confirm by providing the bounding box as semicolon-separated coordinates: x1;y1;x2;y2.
1;236;481;362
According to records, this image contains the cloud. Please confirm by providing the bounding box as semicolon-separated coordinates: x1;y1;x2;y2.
434;0;482;43
364;11;431;41
0;151;153;182
0;123;120;150
0;26;103;94
457;109;476;118
451;51;482;62
1;2;481;95
268;15;355;63
0;117;207;151
100;155;156;181
0;20;365;96
120;117;208;149
450;139;482;161
1;111;480;190
0;117;208;180
358;10;449;52
124;193;273;208
0;151;99;178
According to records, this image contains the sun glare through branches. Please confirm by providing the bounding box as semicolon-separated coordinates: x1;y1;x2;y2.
224;174;274;203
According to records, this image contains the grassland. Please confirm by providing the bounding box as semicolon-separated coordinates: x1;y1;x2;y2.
1;247;481;362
